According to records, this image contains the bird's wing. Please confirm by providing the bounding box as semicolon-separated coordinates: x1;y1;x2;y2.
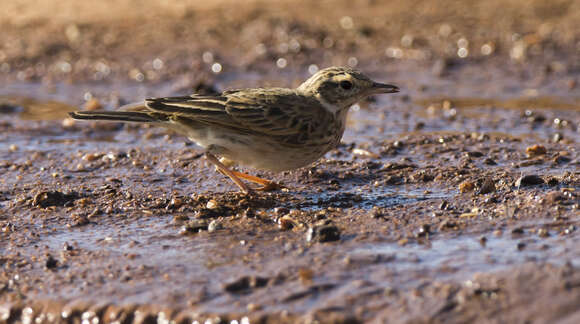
145;89;330;136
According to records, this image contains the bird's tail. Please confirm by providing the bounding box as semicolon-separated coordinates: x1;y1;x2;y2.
68;111;158;123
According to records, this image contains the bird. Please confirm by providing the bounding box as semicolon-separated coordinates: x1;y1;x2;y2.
69;66;399;194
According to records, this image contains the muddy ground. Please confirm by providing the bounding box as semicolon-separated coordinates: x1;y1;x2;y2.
1;0;579;323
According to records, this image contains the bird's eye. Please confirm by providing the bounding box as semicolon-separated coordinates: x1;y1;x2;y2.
339;80;353;90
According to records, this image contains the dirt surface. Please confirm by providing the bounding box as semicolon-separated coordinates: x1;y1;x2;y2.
1;0;579;323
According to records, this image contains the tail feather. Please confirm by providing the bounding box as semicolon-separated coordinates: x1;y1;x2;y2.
68;111;159;123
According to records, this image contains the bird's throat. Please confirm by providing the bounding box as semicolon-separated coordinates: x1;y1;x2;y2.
315;93;342;114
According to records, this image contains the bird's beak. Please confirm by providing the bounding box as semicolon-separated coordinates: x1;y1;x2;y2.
371;82;400;94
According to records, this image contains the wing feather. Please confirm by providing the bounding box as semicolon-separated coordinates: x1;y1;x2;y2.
143;89;332;138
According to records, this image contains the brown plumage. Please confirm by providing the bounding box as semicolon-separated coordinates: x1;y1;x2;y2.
69;66;399;193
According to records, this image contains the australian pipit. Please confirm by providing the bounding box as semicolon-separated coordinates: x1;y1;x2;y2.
70;66;399;193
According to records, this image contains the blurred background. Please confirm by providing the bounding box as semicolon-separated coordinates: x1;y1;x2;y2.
1;0;579;87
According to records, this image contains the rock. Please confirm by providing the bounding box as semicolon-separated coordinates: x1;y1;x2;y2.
415;224;431;238
459;181;475;193
180;220;208;234
466;151;484;158
554;154;571;164
45;254;59;269
525;144;547;157
477;178;496;195
223;276;269;293
207;220;222;232
483;158;497;165
544;191;565;204
306;221;340;243
32;191;78;208
515;175;544;188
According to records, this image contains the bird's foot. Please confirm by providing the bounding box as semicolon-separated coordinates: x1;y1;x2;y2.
230;171;285;192
254;181;286;192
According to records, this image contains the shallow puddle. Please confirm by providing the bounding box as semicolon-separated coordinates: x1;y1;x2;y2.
354;226;580;288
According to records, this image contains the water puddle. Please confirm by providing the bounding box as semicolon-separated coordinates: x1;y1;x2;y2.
302;185;453;210
352;224;580;289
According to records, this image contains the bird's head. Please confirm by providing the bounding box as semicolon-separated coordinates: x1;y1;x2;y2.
297;66;399;113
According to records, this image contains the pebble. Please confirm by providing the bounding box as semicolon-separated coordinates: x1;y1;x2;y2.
278;215;298;230
477;178;496;195
415;224;431;238
44;254;59;270
537;228;549;238
526;144;547;157
208;220;222;232
459;181;475;193
82;153;102;161
306;221;340;243
515;175;545;188
206;199;219;209
180;220;208;234
483;158;497;165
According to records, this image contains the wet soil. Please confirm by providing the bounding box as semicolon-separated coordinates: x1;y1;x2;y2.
1;1;579;323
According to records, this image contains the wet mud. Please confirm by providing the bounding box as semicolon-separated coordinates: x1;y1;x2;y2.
1;0;579;323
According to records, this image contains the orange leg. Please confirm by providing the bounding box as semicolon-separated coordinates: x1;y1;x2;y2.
230;171;285;191
204;153;253;194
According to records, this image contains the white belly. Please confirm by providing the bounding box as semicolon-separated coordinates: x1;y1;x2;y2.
191;129;331;172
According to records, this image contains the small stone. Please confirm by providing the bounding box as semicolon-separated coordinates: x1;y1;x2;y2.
63;242;74;251
306;222;340;243
208;220;222;232
69;213;89;227
547;177;560;186
45;255;58;269
168;197;183;209
32;191;77;208
298;268;314;283
537;228;549;238
438;220;458;231
526;144;547;157
466;151;484;158
278;215;298;230
511;227;524;235
398;238;409;246
223;276;269;293
82;153;102;161
180;220;208;234
544;191;565;204
483;158;497;165
206;200;218;209
477;178;496;195
515;175;544;188
247;303;262;312
479;236;487;246
273;207;289;215
554;155;571;164
415;224;431;238
459;181;475;193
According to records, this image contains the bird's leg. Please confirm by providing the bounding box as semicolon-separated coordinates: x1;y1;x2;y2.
229;171;285;191
204;153;253;194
